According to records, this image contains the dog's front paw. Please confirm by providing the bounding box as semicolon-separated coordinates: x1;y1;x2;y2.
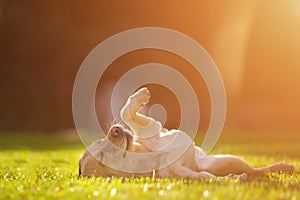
129;87;151;106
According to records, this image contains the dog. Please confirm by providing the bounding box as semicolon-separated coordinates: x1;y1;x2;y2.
79;88;294;179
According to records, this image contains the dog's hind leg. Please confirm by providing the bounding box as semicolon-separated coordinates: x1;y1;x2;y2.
251;163;294;175
198;155;294;176
167;164;216;179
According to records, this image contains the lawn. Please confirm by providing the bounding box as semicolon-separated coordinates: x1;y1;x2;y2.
0;131;299;200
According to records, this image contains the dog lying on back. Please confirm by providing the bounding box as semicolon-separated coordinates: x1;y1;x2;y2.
79;88;294;179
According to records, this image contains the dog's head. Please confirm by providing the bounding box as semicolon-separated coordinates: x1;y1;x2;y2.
107;124;133;151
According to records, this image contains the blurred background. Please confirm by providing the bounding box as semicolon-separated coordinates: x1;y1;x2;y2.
0;0;299;137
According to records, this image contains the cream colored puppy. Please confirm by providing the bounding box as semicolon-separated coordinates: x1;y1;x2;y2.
79;88;294;178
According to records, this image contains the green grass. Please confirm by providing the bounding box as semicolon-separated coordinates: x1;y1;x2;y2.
0;132;300;200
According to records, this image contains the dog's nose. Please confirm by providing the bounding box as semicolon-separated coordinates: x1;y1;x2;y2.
111;127;121;137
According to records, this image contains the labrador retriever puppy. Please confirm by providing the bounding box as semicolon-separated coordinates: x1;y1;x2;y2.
79;88;294;179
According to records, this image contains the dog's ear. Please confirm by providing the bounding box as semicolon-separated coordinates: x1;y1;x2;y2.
125;132;133;150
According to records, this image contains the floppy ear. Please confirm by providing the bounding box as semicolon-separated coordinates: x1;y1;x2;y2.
125;133;133;150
